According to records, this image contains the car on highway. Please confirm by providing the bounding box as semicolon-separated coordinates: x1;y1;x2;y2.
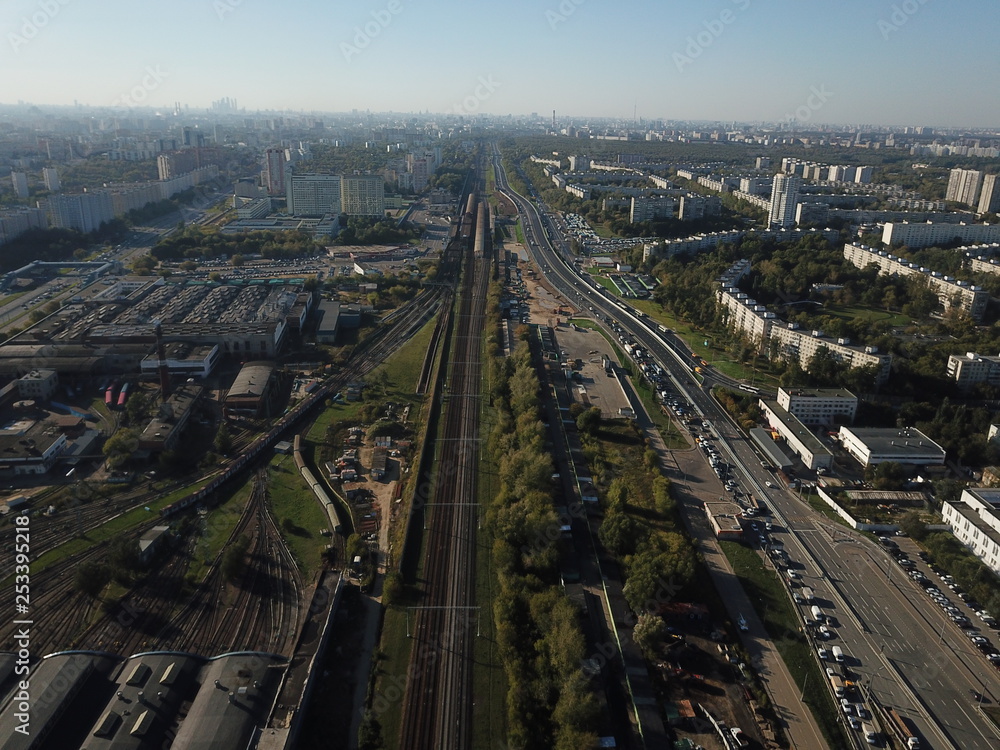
765;481;774;488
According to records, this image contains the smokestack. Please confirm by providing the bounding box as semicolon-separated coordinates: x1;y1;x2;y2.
154;320;170;399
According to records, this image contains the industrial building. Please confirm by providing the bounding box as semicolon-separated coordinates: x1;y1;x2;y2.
757;398;834;471
138;383;203;453
837;426;946;468
224;361;278;417
0;650;286;750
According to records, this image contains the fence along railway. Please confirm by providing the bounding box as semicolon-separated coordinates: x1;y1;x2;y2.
399;178;491;749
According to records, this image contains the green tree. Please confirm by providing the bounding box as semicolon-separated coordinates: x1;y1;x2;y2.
899;511;927;541
576;406;601;434
74;561;111;598
214;424;233;455
102;428;139;469
222;536;250;582
632;612;666;657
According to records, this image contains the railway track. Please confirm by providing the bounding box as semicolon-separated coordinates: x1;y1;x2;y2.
400;175;491;749
0;252;450;664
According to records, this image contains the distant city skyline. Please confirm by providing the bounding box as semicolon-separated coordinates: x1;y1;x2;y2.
4;0;1000;128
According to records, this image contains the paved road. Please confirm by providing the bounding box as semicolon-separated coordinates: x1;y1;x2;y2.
617;375;830;750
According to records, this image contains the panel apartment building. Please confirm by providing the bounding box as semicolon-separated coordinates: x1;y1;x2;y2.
843;242;989;321
717;260;891;384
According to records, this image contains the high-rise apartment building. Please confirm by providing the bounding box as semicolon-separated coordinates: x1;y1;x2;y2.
340;175;385;217
263;148;286;196
768;174;801;229
42;167;60;193
285;172;341;217
47;192;115;233
946;168;983;206
978;174;1000;215
10;172;28;199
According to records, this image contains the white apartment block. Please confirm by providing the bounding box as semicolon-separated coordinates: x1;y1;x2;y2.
716;261;891;384
769;324;891;385
630;195;676;223
285;172;341;217
768;174;801;229
943;489;1000;574
679;194;721;221
47;191;115;234
739;177;772;196
883;221;1000;249
340;175;385;216
731;190;771;210
967;244;1000;275
843;242;989;321
946;352;1000;391
0;207;47;246
776;387;858;425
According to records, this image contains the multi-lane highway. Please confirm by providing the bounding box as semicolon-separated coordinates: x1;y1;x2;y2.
492;145;1000;750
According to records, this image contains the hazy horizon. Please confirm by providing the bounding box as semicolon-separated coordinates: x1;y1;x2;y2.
5;0;999;128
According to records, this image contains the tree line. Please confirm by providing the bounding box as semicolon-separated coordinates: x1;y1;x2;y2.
484;322;599;750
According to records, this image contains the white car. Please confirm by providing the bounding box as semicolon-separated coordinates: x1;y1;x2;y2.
765;481;774;488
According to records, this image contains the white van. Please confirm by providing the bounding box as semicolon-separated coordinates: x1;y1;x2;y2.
832;645;845;663
811;605;824;622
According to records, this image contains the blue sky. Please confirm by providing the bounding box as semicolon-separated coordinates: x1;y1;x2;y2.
4;0;999;127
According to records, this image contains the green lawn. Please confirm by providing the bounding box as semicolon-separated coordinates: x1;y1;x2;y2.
719;541;849;750
186;481;254;583
515;220;525;244
267;452;331;580
818;305;911;327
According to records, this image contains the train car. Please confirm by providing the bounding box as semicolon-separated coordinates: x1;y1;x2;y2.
104;383;116;407
116;381;130;408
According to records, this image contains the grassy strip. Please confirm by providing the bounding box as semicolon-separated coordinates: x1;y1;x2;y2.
472;332;508;749
28;475;216;575
570;318;686;449
515;220;525;245
266;452;331;580
622;298;780;388
186;481;254;583
719;541;849;750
